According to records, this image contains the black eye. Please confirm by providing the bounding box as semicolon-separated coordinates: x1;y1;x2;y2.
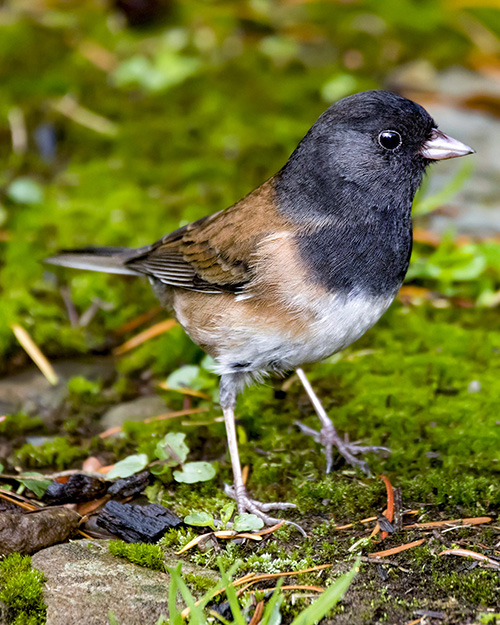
378;130;402;151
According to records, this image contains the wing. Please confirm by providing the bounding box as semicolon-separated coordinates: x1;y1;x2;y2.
125;178;288;294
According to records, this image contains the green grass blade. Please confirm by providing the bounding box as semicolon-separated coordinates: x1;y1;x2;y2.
260;579;284;625
290;558;360;625
167;563;184;625
218;562;246;625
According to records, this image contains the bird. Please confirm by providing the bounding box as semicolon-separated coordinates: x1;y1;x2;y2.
46;90;474;529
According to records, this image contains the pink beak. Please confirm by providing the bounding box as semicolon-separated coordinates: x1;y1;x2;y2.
421;129;475;160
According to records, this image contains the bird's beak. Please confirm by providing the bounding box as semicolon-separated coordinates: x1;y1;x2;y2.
421;129;475;160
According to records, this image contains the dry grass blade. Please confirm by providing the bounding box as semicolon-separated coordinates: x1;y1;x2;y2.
175;533;213;555
157;382;211;399
254;584;324;593
334;511;418;532
334;516;377;530
113;319;177;355
0;490;38;511
369;538;426;558
439;548;500;567
211;530;262;542
77;529;95;540
52;94;118;136
380;475;394;540
403;516;492;530
181;563;332;618
99;407;207;438
253;521;285;536
77;40;118;72
248;600;264;625
370;475;394;540
114;306;162;336
76;495;110;516
234;563;333;588
242;464;250;485
10;323;59;385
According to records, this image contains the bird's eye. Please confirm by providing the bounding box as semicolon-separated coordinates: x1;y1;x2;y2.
378;130;402;151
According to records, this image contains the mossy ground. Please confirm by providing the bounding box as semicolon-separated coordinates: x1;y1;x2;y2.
5;303;499;623
0;554;46;625
1;3;500;624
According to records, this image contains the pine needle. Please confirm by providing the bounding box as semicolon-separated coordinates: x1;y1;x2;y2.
10;323;59;385
369;538;426;558
113;319;177;355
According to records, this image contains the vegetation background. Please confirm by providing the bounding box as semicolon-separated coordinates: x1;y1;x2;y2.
1;1;500;623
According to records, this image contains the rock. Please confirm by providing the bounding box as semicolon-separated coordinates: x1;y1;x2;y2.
0;508;81;556
31;540;219;625
100;395;169;430
0;357;114;421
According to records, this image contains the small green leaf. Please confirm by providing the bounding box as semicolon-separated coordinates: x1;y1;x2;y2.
7;178;44;205
221;502;236;527
184;511;216;529
232;514;264;532
150;464;171;477
165;365;201;390
173;461;216;484
155;432;189;466
107;453;149;480
17;473;52;498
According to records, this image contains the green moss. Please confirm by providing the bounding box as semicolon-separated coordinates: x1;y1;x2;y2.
67;376;102;403
184;572;217;592
108;541;165;571
433;569;500;606
14;437;87;470
0;554;46;625
0;413;43;438
158;527;197;552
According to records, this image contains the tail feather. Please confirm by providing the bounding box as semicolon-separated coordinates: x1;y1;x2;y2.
45;246;142;276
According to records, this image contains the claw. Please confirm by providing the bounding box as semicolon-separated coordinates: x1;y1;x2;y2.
298;421;390;475
224;484;306;536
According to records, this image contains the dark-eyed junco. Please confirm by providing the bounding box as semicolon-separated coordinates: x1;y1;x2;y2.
46;91;474;528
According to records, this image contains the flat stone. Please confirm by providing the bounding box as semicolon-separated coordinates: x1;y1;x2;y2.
0;357;114;421
100;395;169;430
31;540;218;625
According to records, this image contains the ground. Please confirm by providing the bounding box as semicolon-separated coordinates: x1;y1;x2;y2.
1;2;500;623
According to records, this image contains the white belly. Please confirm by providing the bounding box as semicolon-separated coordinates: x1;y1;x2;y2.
214;293;395;376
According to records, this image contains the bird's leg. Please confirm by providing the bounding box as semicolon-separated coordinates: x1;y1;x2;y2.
295;367;390;475
219;374;304;534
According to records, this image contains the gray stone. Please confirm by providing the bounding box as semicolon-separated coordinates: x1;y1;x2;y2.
100;395;169;430
0;357;114;420
31;540;218;625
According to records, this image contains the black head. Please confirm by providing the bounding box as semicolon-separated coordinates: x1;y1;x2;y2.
277;90;473;225
275;91;474;298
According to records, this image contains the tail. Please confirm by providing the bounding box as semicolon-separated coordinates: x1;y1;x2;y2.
45;246;143;276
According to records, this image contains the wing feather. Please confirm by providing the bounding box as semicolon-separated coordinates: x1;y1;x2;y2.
124;178;287;294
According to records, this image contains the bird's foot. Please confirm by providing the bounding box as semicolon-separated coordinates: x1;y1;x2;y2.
296;421;390;475
224;483;306;536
